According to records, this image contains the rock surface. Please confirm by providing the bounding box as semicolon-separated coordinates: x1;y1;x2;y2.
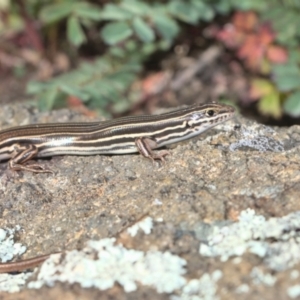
1;103;300;299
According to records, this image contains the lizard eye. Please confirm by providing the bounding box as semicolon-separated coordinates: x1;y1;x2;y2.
206;110;215;117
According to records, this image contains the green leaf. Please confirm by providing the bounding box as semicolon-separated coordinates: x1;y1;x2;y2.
261;7;283;21
287;49;300;64
120;0;151;16
109;47;127;58
39;2;73;24
73;2;102;21
272;63;300;91
263;6;300;47
112;97;133;113
26;81;48;94
67;16;86;46
132;17;155;43
276;29;299;47
153;14;179;41
232;0;267;11
284;91;300;117
190;1;215;21
272;13;299;46
38;88;60;111
157;40;172;51
100;4;132;21
274;76;300;91
168;0;200;24
274;13;297;34
272;63;300;76
124;40;138;52
214;1;233;14
141;43;158;56
100;21;133;45
59;84;90;102
258;91;281;118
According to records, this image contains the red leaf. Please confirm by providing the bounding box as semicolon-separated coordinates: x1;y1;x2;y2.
67;95;96;117
141;72;170;97
67;95;83;107
237;34;265;69
216;24;245;48
233;11;258;31
266;45;288;64
257;23;275;46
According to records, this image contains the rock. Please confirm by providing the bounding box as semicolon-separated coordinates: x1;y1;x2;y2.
1;103;300;299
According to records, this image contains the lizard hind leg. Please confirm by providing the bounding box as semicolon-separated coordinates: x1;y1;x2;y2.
8;144;53;174
135;137;170;163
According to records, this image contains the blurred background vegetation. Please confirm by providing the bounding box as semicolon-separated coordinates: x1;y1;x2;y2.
0;0;300;122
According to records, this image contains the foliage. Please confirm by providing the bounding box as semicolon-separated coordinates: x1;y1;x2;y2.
214;4;300;119
27;55;142;114
40;1;102;47
2;0;300;117
27;0;218;114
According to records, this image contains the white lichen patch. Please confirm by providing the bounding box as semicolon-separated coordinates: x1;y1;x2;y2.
199;209;300;271
290;270;299;280
28;238;186;293
127;216;153;237
229;126;284;152
0;226;29;293
152;198;163;206
251;267;277;286
0;272;33;293
235;284;249;294
170;270;222;300
287;284;300;299
0;226;26;263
